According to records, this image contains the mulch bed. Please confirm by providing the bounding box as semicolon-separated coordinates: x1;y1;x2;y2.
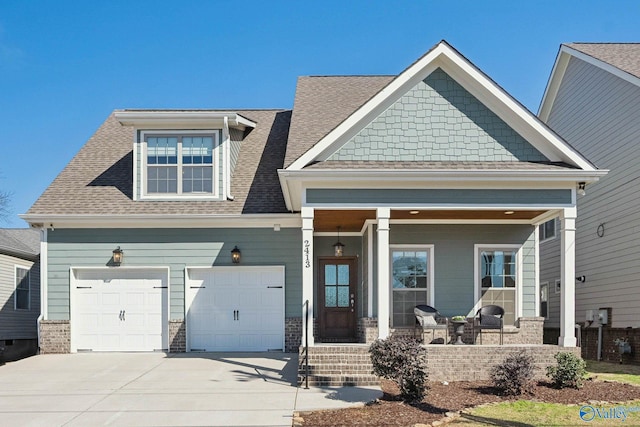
297;378;640;426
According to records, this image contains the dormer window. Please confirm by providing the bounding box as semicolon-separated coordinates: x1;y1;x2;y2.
142;130;220;198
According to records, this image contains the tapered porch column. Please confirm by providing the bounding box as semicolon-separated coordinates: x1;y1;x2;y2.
301;207;315;347
377;208;390;339
559;207;577;347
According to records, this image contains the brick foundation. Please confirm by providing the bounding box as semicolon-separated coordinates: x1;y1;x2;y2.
285;317;302;352
39;320;70;354
169;320;186;352
581;325;639;364
357;318;378;343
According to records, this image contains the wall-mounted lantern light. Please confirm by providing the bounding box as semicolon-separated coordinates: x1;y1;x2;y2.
112;246;124;266
231;246;241;264
333;227;345;257
577;182;586;196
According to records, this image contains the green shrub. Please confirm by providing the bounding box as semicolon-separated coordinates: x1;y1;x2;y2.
546;352;587;389
490;351;535;395
369;336;428;402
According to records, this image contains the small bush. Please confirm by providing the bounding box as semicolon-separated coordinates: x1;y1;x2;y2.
546;352;587;389
369;336;428;402
490;351;535;396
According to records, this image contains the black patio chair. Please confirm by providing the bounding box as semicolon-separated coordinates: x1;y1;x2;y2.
414;305;449;344
473;304;505;345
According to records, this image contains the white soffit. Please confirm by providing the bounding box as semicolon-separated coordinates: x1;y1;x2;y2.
287;41;596;172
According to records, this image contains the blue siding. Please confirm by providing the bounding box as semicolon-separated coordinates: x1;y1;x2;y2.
47;228;302;320
307;189;571;205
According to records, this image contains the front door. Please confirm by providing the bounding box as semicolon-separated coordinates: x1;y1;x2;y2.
318;257;357;342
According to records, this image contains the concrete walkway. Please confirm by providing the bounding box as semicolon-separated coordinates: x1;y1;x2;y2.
0;352;381;426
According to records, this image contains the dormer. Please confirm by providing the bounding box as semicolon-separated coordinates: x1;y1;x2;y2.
115;111;256;201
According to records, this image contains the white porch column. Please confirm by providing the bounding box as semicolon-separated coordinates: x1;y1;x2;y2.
377;208;391;339
559;207;577;347
301;207;315;347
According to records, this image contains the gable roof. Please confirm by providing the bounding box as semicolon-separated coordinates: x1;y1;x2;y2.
287;40;597;171
24;110;292;219
0;228;40;260
539;43;640;121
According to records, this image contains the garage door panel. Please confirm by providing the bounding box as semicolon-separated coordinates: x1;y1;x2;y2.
73;269;167;352
187;267;284;352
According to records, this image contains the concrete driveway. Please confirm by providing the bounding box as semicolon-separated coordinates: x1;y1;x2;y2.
0;352;381;427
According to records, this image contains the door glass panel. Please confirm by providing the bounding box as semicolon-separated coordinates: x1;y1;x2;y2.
325;287;337;307
337;286;349;307
337;265;349;285
325;265;336;285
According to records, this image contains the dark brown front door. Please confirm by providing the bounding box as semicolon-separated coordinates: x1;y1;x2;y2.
318;257;357;342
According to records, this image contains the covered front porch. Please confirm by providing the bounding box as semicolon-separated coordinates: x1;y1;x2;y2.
300;205;579;349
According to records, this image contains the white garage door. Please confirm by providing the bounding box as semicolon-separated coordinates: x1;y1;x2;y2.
71;268;168;352
186;266;285;352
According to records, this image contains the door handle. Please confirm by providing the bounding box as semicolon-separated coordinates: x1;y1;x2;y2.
350;294;355;313
122;310;125;321
119;310;123;321
237;310;239;321
233;310;237;321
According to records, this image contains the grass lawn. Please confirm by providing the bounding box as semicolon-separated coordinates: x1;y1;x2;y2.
449;361;640;426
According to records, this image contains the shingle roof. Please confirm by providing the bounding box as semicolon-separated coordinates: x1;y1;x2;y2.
304;161;578;170
284;76;394;167
27;110;291;216
566;43;640;79
0;228;40;259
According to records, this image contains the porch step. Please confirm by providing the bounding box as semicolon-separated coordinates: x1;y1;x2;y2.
298;345;380;387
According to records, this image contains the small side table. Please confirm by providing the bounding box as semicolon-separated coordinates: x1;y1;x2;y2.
451;320;467;345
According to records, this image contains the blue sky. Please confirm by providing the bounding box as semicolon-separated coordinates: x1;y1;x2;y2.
1;1;639;226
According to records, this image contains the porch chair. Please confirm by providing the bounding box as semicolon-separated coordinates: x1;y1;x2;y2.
414;305;449;344
473;304;505;345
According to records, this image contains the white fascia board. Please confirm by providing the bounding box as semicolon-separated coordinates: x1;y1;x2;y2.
538;48;571;122
114;111;256;130
288;41;596;172
19;214;301;229
540;45;640;121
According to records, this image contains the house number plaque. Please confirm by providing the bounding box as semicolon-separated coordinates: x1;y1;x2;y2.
304;240;311;268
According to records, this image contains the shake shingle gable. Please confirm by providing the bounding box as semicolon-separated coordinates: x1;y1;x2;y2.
27;110;291;216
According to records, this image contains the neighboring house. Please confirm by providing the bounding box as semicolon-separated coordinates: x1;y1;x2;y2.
21;41;604;357
539;43;640;360
0;228;40;361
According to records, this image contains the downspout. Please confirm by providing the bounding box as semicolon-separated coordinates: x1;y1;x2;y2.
37;226;48;354
223;116;233;201
597;323;603;361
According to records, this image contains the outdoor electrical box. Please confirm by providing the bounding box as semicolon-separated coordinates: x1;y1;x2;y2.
585;310;594;322
598;309;608;325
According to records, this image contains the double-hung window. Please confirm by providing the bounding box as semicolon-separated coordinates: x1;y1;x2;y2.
15;266;30;310
143;131;218;198
390;246;433;327
476;245;519;325
539;219;556;242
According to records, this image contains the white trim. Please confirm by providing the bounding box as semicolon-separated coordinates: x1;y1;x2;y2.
287;41;597;172
115;111;256;130
132;131;139;200
376;208;391;338
301;207;315;347
222;116;232;200
367;223;373;317
472;244;521;318
39;228;48;319
184;265;286;352
540;45;640;121
20;214;302;229
139;130;221;200
69;266;170;353
389;244;435;327
14;264;31;311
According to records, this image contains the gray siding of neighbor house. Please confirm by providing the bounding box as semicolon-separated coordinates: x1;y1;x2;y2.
330;68;548;162
46;228;302;320
0;253;40;339
545;56;640;328
307;189;571;206
367;224;536;321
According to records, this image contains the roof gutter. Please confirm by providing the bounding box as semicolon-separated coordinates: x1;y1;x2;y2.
114;111;257;130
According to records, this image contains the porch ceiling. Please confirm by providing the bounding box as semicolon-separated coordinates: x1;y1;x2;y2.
313;209;547;232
